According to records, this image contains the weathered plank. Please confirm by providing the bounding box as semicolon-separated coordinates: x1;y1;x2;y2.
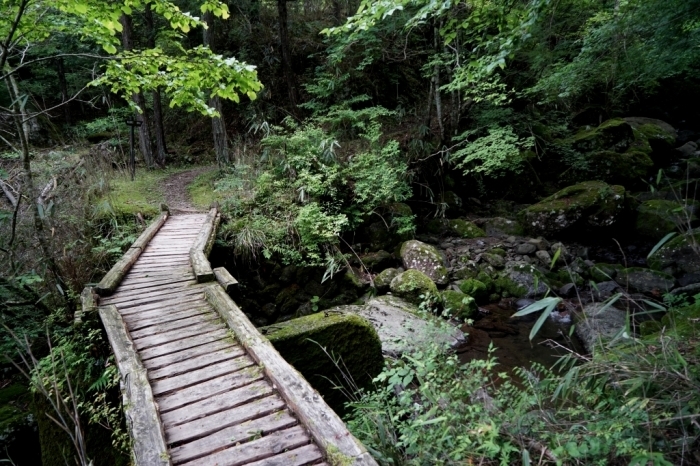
147;345;246;379
177;425;310;466
139;329;229;360
245;444;324;466
120;273;194;286
132;213;169;249
124;306;213;330
213;267;238;294
98;305;170;466
105;280;197;301
205;284;377;466
156;366;264;412
129;313;220;339
190;250;214;283
169;409;297;464
119;295;206;316
142;337;238;371
116;277;195;292
166;394;286;444
151;355;255;396
160;379;273;427
190;207;218;283
112;288;204;311
133;320;225;351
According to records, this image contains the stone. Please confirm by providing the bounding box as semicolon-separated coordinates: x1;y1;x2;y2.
500;264;549;298
261;310;383;413
482;253;505;269
518;181;626;236
399;240;449;285
648;230;700;274
441;290;478;319
676;141;698;157
575;302;628;353
359;250;393;271
515;243;537;255
458;279;489;304
590;263;622;282
559;283;577;297
615;268;676;294
482;217;525;237
390;269;439;304
678;273;700;287
448;219;485;238
356;295;466;357
635;200;697;240
535;250;552;266
529;237;550;251
374;267;400;291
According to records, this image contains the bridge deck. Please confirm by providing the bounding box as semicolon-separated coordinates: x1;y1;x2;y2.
98;213;332;465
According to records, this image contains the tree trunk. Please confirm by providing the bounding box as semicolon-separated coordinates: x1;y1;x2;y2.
56;57;71;125
120;14;155;168
277;0;297;106
144;4;168;166
203;12;230;166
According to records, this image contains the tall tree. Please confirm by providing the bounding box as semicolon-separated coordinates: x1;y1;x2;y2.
144;3;168;166
203;11;230;165
120;13;156;168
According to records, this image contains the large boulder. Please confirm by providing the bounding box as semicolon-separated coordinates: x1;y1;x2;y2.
482;217;525;237
389;269;438;304
575;302;628;353
354;295;466;357
261;310;383;412
374;267;400;291
648;230;700;275
399;240;449;285
635;200;697;240
518;181;626;236
615;267;676;295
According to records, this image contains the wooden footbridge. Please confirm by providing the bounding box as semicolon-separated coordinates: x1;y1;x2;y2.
80;208;376;466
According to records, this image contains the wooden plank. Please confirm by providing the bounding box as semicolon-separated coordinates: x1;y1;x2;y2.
156;366;264;412
102;285;199;307
151;355;255;396
148;345;246;379
139;329;229;360
124;306;212;330
245;444;324;466
143;338;238;371
107;280;197;299
129;313;221;339
119;294;206;316
110;288;204;310
190;250;214;284
205;285;377;466
124;267;191;276
133;320;225;351
169;409;296;464
121;271;194;284
129;258;191;266
166;394;286;444
177;425;310;466
116;276;194;291
96;247;142;296
160;380;273;427
132;213;169;249
98;305;170;466
213;267;238;294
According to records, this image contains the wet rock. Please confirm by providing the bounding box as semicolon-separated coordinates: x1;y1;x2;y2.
400;240;449;285
676;141;698;157
441;290;478;319
482;253;505;269
559;283;577;297
500;264;549;298
575;302;628;353
635;200;697;240
648;230;700;275
589;280;621;301
519;181;626;236
374;268;400;291
535;250;552;266
615;267;676;294
448;219;486;238
482;217;524;237
515;243;537;255
390;269;438;304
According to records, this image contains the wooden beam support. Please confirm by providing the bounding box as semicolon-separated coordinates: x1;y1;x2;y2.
213;266;238;294
96;213;168;296
190;207;218;283
98;305;171;466
204;284;377;466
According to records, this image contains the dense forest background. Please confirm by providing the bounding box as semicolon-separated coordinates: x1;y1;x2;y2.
2;0;700;464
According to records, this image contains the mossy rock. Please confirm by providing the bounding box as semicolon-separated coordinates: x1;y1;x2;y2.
374;267;400;291
482;217;525;236
648;231;700;274
498;265;548;298
635;200;697;240
615;267;676;294
399;240;449;285
441;290;477;319
565;118;633;153
518;181;626;236
389;269;438;304
261;310;383;413
587;150;653;184
624;117;677;157
458;279;489;304
490;248;507;257
448;219;485;238
494;275;528;298
453;266;478;280
476;272;495;292
359;250;393;271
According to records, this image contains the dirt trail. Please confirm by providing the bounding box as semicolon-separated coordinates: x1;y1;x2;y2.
160;166;215;214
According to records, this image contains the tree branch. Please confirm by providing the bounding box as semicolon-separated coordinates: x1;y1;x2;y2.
0;53;109;82
0;0;32;72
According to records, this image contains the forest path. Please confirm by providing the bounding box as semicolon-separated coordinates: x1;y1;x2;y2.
160;166;215;214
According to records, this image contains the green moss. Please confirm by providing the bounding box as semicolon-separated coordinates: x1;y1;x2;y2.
374;268;399;290
636;123;676;146
262;311;384;413
389;269;438;304
587;150;653;183
458;279;488;304
448;219;485;238
441;290;477;319
453;267;478;280
494;275;527;298
635;200;696;240
490;248;507;257
476;272;495;292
